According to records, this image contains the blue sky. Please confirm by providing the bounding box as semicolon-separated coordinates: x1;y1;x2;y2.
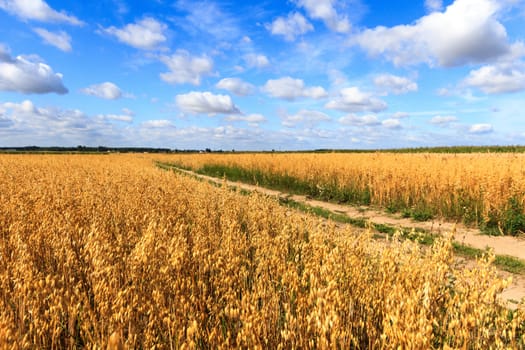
0;0;524;150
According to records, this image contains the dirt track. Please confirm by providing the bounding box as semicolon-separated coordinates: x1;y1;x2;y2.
171;167;525;307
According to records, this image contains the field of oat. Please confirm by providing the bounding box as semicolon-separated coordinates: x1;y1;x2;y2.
165;152;525;236
0;154;524;348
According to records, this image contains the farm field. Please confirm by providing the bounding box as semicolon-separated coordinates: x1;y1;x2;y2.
1;154;524;348
164;152;525;236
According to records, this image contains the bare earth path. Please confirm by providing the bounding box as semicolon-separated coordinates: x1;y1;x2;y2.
171;167;525;306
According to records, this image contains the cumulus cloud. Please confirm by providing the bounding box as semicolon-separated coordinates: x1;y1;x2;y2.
382;118;402;129
463;62;525;94
0;46;67;94
338;114;380;126
160;51;213;85
281;109;331;127
353;0;512;67
430;115;458;125
224;114;266;127
0;115;12;128
99;114;133;123
325;87;387;113
0;0;83;25
374;74;418;95
0;100;133;146
216;77;255;96
392;111;410;119
2;100;40;117
81;82;122;100
0;100;273;148
468;123;493;134
266;12;313;41
244;54;270;68
33;28;72;52
263;77;328;100
103;17;167;50
142;119;175;128
176;91;240;115
296;0;350;33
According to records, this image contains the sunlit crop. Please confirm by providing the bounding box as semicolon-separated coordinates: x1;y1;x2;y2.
165;152;525;235
0;154;523;348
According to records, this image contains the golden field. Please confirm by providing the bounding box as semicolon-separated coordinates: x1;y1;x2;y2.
165;152;525;235
0;154;524;348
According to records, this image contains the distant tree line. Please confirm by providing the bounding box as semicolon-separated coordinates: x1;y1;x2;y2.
0;146;173;153
309;145;525;153
2;145;525;154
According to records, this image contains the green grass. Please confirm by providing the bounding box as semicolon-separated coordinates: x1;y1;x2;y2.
482;197;525;237
452;242;525;274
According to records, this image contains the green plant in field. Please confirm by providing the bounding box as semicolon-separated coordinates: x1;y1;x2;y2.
484;197;525;236
501;197;525;236
401;206;434;222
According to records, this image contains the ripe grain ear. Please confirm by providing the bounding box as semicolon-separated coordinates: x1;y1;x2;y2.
107;330;124;350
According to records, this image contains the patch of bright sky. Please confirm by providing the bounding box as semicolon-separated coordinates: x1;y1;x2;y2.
0;0;524;150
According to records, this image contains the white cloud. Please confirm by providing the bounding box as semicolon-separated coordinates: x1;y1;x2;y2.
281;109;331;127
353;0;512;67
176;91;240;115
33;28;72;52
296;0;350;33
99;114;133;123
216;78;255;96
374;74;418;95
266;12;313;41
160;51;213;85
81;82;122;100
392;111;410;119
103;17;167;50
325;87;387;113
425;0;443;12
0;46;67;94
142;120;175;128
430;115;458;124
468;123;493;133
2;100;40;117
382;118;402;129
0;0;83;25
0;115;12;128
224;114;266;126
244;54;270;68
263;77;328;100
338;114;381;126
0;100;132;146
463;62;525;94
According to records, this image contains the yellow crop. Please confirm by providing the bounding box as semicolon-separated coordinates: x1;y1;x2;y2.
0;154;523;348
166;152;525;233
